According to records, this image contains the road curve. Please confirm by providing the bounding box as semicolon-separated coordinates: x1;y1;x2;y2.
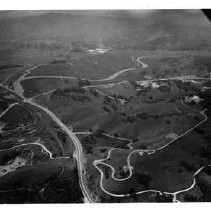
24;99;94;203
19;56;149;85
90;56;149;82
11;63;94;202
92;99;209;201
2;54;210;202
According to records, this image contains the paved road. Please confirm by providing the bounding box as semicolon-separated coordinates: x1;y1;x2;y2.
93;102;208;201
2;54;211;202
25;99;94;203
18;56;149;85
2;78;94;202
12;63;95;202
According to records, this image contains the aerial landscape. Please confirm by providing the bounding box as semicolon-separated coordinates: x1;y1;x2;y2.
0;9;211;203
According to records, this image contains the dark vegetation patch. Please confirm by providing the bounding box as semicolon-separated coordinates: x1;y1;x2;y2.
1;104;34;126
0;163;83;203
0;64;22;70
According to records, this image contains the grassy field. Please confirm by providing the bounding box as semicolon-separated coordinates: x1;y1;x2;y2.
98;117;210;197
111;53;211;83
0;99;81;203
36;80;204;149
21;77;78;98
27;51;135;80
1;48;211;202
0;102;75;158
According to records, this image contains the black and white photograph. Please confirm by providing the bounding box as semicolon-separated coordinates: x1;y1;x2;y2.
0;0;211;205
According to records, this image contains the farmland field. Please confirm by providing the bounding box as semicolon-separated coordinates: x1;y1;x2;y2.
0;10;211;203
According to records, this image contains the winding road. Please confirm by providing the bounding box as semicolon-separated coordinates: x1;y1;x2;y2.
0;54;211;202
25;100;94;202
1;65;95;202
90;56;149;82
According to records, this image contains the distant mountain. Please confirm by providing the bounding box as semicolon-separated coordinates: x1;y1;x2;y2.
0;10;210;50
